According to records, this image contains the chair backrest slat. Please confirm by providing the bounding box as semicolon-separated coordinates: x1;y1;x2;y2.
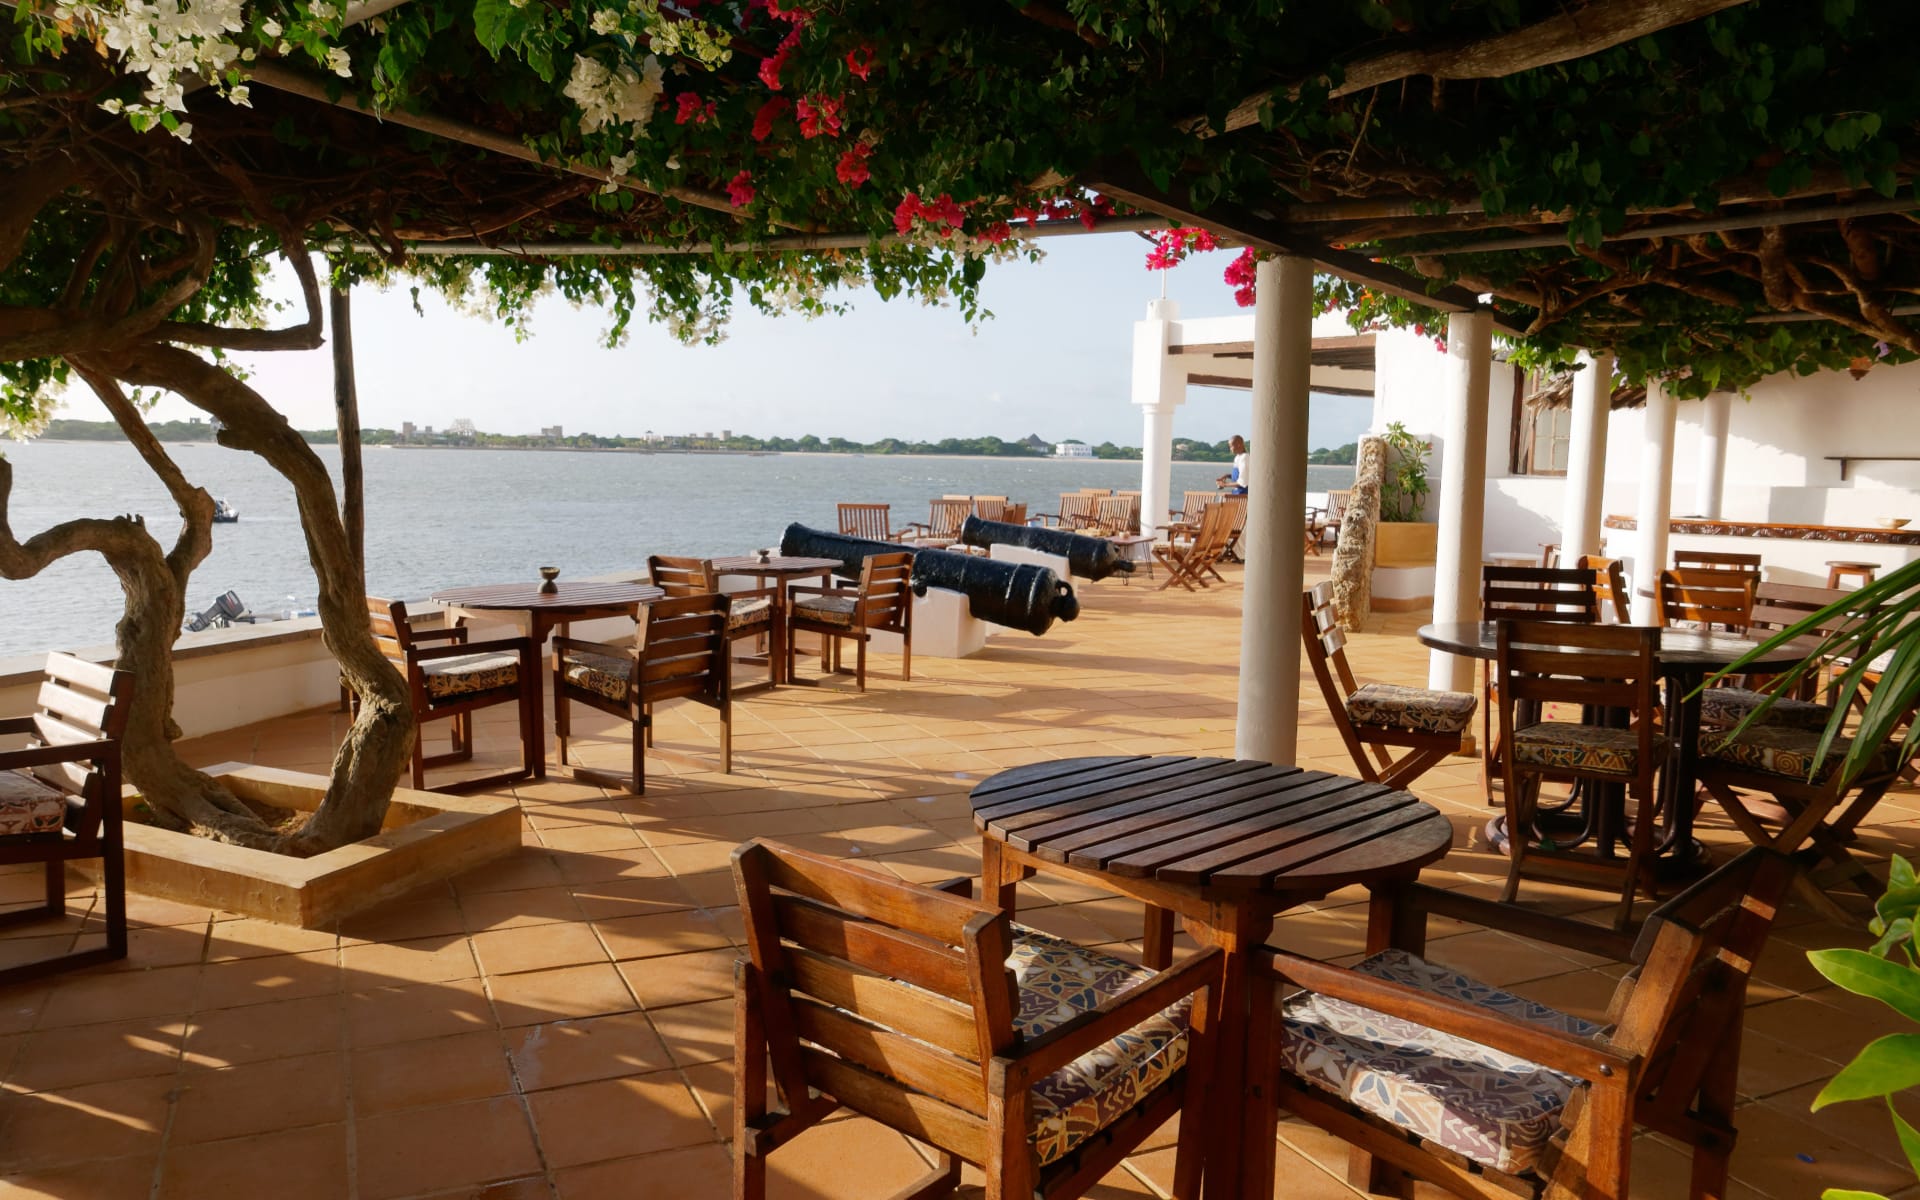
648;554;717;597
637;594;726;704
1059;493;1103;525
771;892;975;1000
1497;620;1661;716
23;653;133;816
972;496;1009;522
1095;496;1132;532
788;993;987;1109
838;503;894;540
856;553;913;629
926;499;971;538
1002;502;1027;526
1672;549;1762;575
1179;490;1216;523
1482;566;1601;623
785;946;982;1056
1659;567;1754;632
1576;556;1630;623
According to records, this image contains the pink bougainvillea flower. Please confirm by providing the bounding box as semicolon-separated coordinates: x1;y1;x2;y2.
1012;204;1038;224
894;192;923;235
923;192;966;228
758;25;804;90
750;96;791;141
726;170;756;207
835;143;872;186
796;94;843;139
845;43;877;80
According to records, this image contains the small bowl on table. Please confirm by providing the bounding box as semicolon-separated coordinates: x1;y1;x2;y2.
1876;517;1911;530
538;566;560;593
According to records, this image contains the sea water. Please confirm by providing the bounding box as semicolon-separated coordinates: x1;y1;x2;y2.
0;441;1354;658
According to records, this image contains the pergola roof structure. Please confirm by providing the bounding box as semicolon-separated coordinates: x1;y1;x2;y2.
1171;333;1377;397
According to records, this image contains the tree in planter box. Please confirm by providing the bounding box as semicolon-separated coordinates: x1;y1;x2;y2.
1379;422;1432;524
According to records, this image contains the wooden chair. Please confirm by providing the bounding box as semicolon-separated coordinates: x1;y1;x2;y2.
552;593;730;793
1002;502;1028;526
1259;847;1795;1200
1304;583;1475;789
973;495;1010;522
1497;620;1666;929
1672;549;1762;576
1035;493;1104;531
730;839;1220;1200
787;551;912;690
1322;488;1353;547
905;498;973;547
1166;490;1216;536
0;654;134;983
1115;490;1142;533
837;503;906;542
1478;566;1603;806
1091;495;1133;536
1218;494;1250;562
1576;555;1630;623
1658;567;1754;632
649;555;780;694
1152;502;1234;591
366;598;542;792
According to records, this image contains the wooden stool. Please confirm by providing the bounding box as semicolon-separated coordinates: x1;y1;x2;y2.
1827;560;1878;588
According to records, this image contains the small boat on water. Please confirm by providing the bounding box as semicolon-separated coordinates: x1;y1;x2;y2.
212;498;239;523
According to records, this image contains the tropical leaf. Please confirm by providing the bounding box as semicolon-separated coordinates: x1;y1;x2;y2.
1809;948;1920;1024
1813;1034;1920;1110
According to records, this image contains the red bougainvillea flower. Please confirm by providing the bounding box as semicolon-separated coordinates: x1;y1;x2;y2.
726;170;756;207
763;0;809;21
895;192;968;236
758;25;804;90
845;43;877;80
835;143;872;186
1143;227;1223;271
1223;247;1260;307
979;221;1013;245
674;92;716;125
1012;204;1038;224
750;96;790;141
894;192;923;235
796;94;843;139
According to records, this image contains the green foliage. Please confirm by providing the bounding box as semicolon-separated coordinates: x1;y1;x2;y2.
1307;442;1357;466
1378;421;1430;523
1807;857;1920;1200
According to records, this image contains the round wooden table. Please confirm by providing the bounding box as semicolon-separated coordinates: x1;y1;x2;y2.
1419;621;1812;871
708;556;842;684
970;754;1453;1200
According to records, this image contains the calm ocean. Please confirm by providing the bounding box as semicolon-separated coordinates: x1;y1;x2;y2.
0;441;1355;658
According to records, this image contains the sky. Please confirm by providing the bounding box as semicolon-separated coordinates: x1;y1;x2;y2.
56;231;1374;451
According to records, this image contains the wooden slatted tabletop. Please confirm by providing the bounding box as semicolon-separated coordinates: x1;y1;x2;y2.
708;555;843;576
971;754;1453;893
431;580;664;611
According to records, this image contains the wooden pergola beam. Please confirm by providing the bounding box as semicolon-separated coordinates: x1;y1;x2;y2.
1087;161;1533;335
1392;194;1920;255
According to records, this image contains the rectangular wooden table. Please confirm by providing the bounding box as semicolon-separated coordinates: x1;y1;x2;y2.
970;755;1454;1199
709;555;842;684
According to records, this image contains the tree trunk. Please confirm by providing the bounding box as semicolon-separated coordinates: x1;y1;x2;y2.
330;286;365;574
95;343;415;854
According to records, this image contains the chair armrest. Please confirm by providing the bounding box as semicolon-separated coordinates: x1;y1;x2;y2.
1259;948;1632;1081
786;584;853;599
411;636;534;663
928;877;974;899
0;739;117;771
407;626;467;644
1399;883;1637;962
0;716;38;737
551;635;634;661
1003;946;1224;1083
1030;514;1065;527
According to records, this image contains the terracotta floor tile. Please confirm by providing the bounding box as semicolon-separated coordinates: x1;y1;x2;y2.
36;964;199;1029
0;1153;158;1199
352;1029;515;1114
355;1096;543;1200
618;948;737;1010
182;992;344;1068
647;998;734;1067
169;1050;347;1144
460;884;589;931
505;1010;673;1092
337;889;468;943
568;876;699;923
346;978;497;1047
205;918;338;961
757;1115;948;1200
0;1073;175;1170
527;1070;716;1167
592;908;734;963
471;921;609;976
7;1014;188;1092
487;962;637;1027
342;934;481;985
157;1123;348;1200
553;1143;730;1200
194;949;340;1011
454;850;568;896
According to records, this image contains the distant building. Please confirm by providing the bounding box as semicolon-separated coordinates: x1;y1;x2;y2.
1053;441;1094;458
721;429;731;441
401;421;416;440
541;425;563;439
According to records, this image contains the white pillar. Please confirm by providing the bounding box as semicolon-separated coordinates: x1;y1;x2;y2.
1695;390;1732;519
1630;379;1679;624
1132;298;1185;538
1559;349;1613;560
1235;256;1312;763
1427;310;1494;692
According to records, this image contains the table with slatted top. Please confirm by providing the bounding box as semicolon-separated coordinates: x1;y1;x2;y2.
970;754;1454;1200
708;556;843;684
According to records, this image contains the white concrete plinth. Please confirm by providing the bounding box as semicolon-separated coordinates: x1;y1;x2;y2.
989;544;1072;579
865;587;986;659
1372;565;1436;612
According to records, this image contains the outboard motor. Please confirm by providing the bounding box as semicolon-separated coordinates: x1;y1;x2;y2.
956;516;1135;581
779;523;1079;636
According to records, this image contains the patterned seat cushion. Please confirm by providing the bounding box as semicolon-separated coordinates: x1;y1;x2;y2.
1702;724;1895;783
1011;929;1193;1166
1346;683;1476;735
1509;722;1650;776
1698;686;1833;731
561;650;634;702
794;595;859;629
0;770;67;837
1280;949;1603;1173
420;651;520;700
726;596;773;631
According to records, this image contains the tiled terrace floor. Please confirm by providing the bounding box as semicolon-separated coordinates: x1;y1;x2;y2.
1;558;1916;1199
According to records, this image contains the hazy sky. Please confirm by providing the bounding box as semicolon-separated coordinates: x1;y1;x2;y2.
58;231;1373;450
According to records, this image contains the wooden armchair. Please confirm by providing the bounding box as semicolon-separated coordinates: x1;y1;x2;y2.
1165;489;1216;537
366;598;541;792
730;839;1220;1200
1258;847;1795;1200
904;498;973;547
837;503;906;542
0;654;134;984
1672;548;1762;576
1659;567;1755;633
1497;620;1666;929
1034;493;1103;531
553;593;730;793
649;554;780;693
1218;494;1250;562
1478;566;1603;807
786;551;913;690
1575;555;1630;622
1153;503;1234;592
1304;583;1475;790
972;495;1011;522
1322;488;1353;548
1090;495;1133;537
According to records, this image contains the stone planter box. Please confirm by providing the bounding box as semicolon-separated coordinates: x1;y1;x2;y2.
1374;521;1439;567
107;763;520;927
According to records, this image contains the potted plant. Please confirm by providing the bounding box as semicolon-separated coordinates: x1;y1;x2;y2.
1373;421;1438;566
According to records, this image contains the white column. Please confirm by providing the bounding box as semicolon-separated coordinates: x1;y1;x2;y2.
1132;298;1185;537
1559;349;1613;559
1630;379;1679;624
1695;390;1733;519
1235;256;1312;763
1427;310;1494;692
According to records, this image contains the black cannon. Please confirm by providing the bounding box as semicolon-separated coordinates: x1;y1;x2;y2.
779;523;1079;636
956;516;1135;582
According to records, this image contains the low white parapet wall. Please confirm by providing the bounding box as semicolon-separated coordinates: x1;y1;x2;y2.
866;586;987;659
989;544;1072;579
1371;564;1436;612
